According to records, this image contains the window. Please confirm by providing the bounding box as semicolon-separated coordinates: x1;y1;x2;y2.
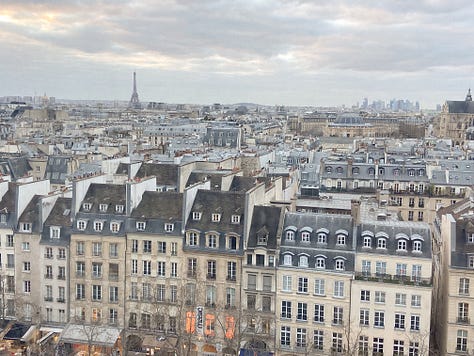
460;278;470;295
413;240;422;253
143;261;152;275
334;281;344;297
281;301;292;319
77;220;87;230
92;285;102;301
410;315;420;331
411;295;421;307
129;312;137;328
361;260;371;275
316;257;326;269
377;238;386;249
363;236;371;248
314;279;325;295
409;342;419;356
317;233;327;243
109;309;118;325
156;241;166;254
157;284;165;301
285;230;295;241
247;274;256;290
171;262;178;277
397;239;407;251
412;265;422;282
395;313;405;330
108;243;118;258
299;255;309;267
470;255;474;268
374;311;385;327
228;235;238;250
92;263;102;278
335;259;345;271
157;261;166;277
359;336;369;356
192;212;201;220
99;203;108;212
45;265;53;279
109;286;119;303
360;309;369;326
297;302;307;321
136;221;146;231
207;260;216;279
373;337;384;355
165;223;174;232
171;285;178;303
282;275;292;291
187;232;198;246
247;295;256;310
313;330;324;350
171;242;177;255
395;293;407;306
456;330;467;352
396;263;407;277
231;215;240;224
76;261;85;277
141;313;151;329
92;242;102;256
283;254;293;266
20;222;31;232
93;221;103;231
6;234;13;247
110;222;120;233
375;261;386;276
23;261;30;272
393;340;405;355
280;326;291;346
336;234;346;246
76;284;85;299
296;328;307;347
115;205;124;213
21;242;30;251
23;280;31;293
143;240;152;253
314;304;324;323
211;213;221;222
109;263;119;281
301;231;310;242
131;239;138;252
333;307;343;325
51;227;60;238
82;203;91;211
408;211;414;221
468;233;474;244
227;261;237;281
187;258;197;277
418;211;423;221
131;259;138;274
207;234;218;248
226;287;236;308
332;332;343;353
263;275;272;291
458;302;469;323
360;290;370;302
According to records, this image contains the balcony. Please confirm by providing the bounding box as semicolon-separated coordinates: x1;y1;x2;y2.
44;254;53;259
227;275;237;282
57;255;66;260
206;274;216;280
354;272;432;286
457;317;470;324
44;296;53;302
92;273;102;279
45;274;53;279
56;298;66;303
57;275;66;280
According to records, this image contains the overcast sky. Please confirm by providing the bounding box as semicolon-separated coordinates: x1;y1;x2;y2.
1;0;473;108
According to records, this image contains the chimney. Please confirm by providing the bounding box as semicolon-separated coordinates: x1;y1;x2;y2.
351;199;361;224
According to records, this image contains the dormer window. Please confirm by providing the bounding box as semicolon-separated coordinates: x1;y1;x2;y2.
469;255;474;268
211;213;221;222
408;169;415;177
413;240;422;253
94;221;103;232
468;233;474;244
315;257;326;269
352;167;359;174
20;223;31;233
82;203;91;211
77;220;87;231
192;212;202;220
335;258;345;271
50;227;60;239
317;233;327;244
187;232;198;246
283;254;293;266
286;231;295;241
110;222;120;233
0;214;7;223
136;221;146;231
397;239;407;251
231;215;240;224
301;232;310;243
99;204;108;212
299;255;309;267
115;205;124;213
336;235;346;246
363;236;371;248
368;167;375;175
165;223;174;232
377;238;387;249
325;166;332;173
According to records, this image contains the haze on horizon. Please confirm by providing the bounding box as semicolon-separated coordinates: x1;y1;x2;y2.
0;0;473;109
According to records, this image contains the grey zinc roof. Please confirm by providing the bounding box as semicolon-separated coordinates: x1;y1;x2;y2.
131;191;183;220
18;195;42;233
80;183;126;213
135;163;179;185
357;220;432;259
446;100;474;113
247;205;284;249
41;197;72;245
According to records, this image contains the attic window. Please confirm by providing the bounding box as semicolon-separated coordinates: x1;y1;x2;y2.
115;205;124;213
98;204;107;212
77;220;87;231
82;203;92;211
165;223;174;232
50;227;60;239
231;215;240;224
211;213;221;222
192;212;201;221
467;233;474;244
0;214;6;223
20;223;31;233
94;221;103;232
110;222;120;233
136;222;146;231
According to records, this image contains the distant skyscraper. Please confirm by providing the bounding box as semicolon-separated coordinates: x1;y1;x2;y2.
129;72;141;109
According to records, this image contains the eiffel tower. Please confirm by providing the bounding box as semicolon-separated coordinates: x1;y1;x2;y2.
129;71;141;109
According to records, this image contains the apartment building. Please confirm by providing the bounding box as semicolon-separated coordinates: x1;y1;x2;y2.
353;220;433;355
125;190;183;355
241;205;284;355
276;212;355;355
434;196;474;354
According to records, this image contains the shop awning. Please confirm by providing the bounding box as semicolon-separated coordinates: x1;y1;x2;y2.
37;331;54;345
20;325;37;342
60;324;122;348
3;323;31;341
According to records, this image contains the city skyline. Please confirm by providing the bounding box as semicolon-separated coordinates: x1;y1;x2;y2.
1;0;473;108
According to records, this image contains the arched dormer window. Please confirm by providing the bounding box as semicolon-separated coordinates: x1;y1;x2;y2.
335;229;348;246
334;257;346;271
413;240;422;253
396;233;409;252
301;231;310;243
352;167;360;175
286;230;295;241
393;168;400;176
378;167;385;175
377;238;387;249
299;255;309;267
315;255;326;269
336;166;343;174
325;166;333;173
368;167;375;175
283;254;293;266
363;236;371;248
316;228;329;244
